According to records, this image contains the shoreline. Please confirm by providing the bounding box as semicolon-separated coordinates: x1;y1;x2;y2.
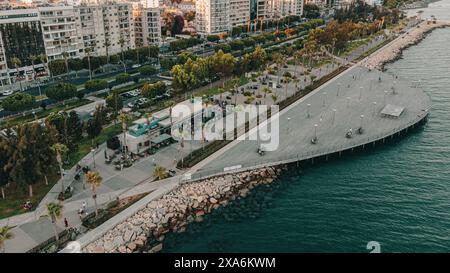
84;166;282;253
79;20;438;254
362;20;450;71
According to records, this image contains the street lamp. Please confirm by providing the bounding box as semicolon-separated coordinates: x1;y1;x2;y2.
359;86;363;100
286;117;291;134
360;115;364;129
307;103;311;118
91;148;96;169
332;109;336;125
323;92;327;107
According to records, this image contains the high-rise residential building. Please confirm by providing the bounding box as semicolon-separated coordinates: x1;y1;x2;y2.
0;8;46;86
196;0;231;35
230;0;251;28
75;4;107;56
256;0;304;21
0;1;161;90
133;3;161;47
39;5;83;61
102;2;135;57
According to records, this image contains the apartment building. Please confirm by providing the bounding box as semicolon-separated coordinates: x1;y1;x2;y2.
230;0;251;28
133;3;161;47
196;0;231;35
39;5;83;61
0;8;46;87
102;2;135;56
255;0;304;21
74;4;107;56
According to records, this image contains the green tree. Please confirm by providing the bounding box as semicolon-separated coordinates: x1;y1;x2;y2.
85;171;102;216
45;82;77;102
153;166;168;180
51;143;68;195
46;202;63;240
48;59;66;76
105;91;123;123
11;57;23;91
68;58;83;77
85;79;108;91
115;73;130;84
0;137;12;199
139;65;157;76
171;64;190;94
0;226;14;253
1;93;36;112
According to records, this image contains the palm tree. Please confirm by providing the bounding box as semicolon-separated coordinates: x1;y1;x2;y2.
153;166;168;180
46;202;63;241
51;143;68;196
284;76;292;99
85;48;92;81
85;171;102;216
118;113;130;159
104;40;111;65
29;54;42;96
62;51;70;79
272;53;285;85
0;226;13;253
293;50;303;77
119;36;126;73
11;57;23;91
39;53;49;78
164;100;175;128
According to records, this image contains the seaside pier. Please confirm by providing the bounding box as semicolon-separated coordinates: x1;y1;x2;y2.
191;65;431;179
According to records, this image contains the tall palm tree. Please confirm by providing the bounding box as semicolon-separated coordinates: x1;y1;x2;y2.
119;36;126;73
153;166;168;180
62;51;70;79
164;100;175;129
104;40;111;65
85;48;92;81
51;143;68;196
29;54;42;96
284;76;292;99
118;113;130;159
46;202;63;241
85;171;102;216
11;57;23;91
272;53;285;84
39;53;49;78
0;226;13;253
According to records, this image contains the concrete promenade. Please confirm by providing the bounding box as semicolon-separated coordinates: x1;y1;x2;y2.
192;66;430;178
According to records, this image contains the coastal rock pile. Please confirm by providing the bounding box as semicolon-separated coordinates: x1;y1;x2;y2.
83;166;281;253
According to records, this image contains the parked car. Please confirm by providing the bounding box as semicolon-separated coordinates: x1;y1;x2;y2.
132;64;142;69
136;98;149;107
1;90;14;96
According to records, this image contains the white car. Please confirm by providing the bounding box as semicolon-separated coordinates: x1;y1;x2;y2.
1;90;14;96
132;64;142;69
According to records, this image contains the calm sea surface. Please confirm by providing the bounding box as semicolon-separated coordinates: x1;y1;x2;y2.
163;3;450;253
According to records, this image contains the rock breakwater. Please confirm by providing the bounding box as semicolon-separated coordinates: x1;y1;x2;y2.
83;166;282;253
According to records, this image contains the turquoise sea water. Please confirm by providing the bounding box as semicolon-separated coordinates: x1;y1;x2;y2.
163;15;450;253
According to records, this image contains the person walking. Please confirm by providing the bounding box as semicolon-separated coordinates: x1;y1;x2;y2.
64;218;69;228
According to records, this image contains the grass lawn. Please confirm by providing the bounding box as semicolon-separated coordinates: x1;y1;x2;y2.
0;173;59;220
66;123;124;168
1;98;92;129
193;76;249;98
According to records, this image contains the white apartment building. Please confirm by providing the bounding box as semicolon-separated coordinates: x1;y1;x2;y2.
196;0;231;35
75;4;107;56
133;3;161;47
102;2;135;56
230;0;251;28
256;0;303;21
39;6;83;61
